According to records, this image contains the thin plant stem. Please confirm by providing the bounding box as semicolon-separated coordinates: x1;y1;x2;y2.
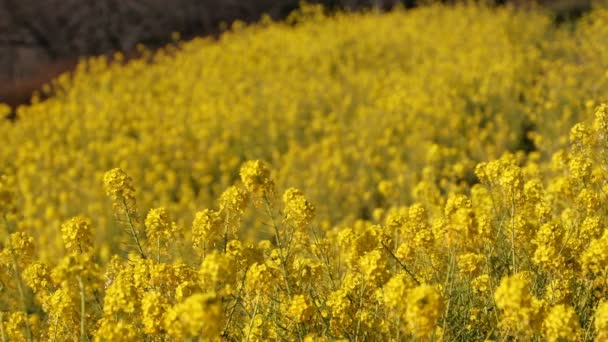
262;195;304;342
354;276;367;342
245;295;260;342
381;241;420;285
121;198;146;259
78;276;86;342
510;194;517;274
3;215;33;342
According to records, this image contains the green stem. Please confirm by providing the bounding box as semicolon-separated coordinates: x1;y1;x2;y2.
245;295;260;342
263;195;304;342
441;249;456;338
3;216;33;342
157;236;161;263
78;276;86;342
354;276;367;342
381;241;420;285
222;274;247;338
223;211;231;254
121;198;146;259
263;197;293;297
510;194;517;274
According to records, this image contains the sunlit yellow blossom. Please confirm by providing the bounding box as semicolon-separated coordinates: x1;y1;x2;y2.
0;103;10;118
581;237;608;276
3;312;38;342
199;250;236;292
240;160;274;195
595;301;608;341
141;291;169;335
569;122;593;148
191;209;222;252
381;274;414;309
494;273;544;336
287;294;315;323
219;186;249;214
23;261;52;293
405;285;443;339
144;207;180;257
471;274;491;294
593;103;608;139
60;216;93;253
283;187;316;228
94;318;139;342
245;262;275;295
458;253;486;277
327;288;354;333
358;249;390;287
542;304;581;342
544;278;571;305
103;168;137;213
8;231;35;260
164;292;222;339
292;256;322;287
103;268;138;316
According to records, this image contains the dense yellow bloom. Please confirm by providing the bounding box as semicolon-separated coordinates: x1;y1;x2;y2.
0;103;10;118
8;231;35;259
381;273;414;309
51;251;100;287
141;291;169;335
471;274;491;294
494;273;544;337
94;318;139;342
292;256;322;287
287;294;315;323
163;292;222;339
595;301;608;341
22;261;52;293
358;249;390;287
240;160;274;196
219;186;249;214
327;288;354;334
543;304;581;342
144;207;180;256
581;237;608;276
458;253;486;277
60;216;93;253
3;312;39;342
4;2;608;340
544;278;571;305
593;103;608;139
245;262;275;296
103;168;136;211
405;285;444;339
199;250;236;291
283;187;316;228
569;122;593;148
102;268;138;316
191;208;222;252
0;174;16;215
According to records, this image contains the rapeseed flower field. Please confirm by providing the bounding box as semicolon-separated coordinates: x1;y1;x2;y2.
2;2;608;340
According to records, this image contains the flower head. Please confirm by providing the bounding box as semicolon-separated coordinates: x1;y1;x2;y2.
240;160;274;195
61;216;93;253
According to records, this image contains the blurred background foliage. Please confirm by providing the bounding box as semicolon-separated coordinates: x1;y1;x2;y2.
0;0;594;112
